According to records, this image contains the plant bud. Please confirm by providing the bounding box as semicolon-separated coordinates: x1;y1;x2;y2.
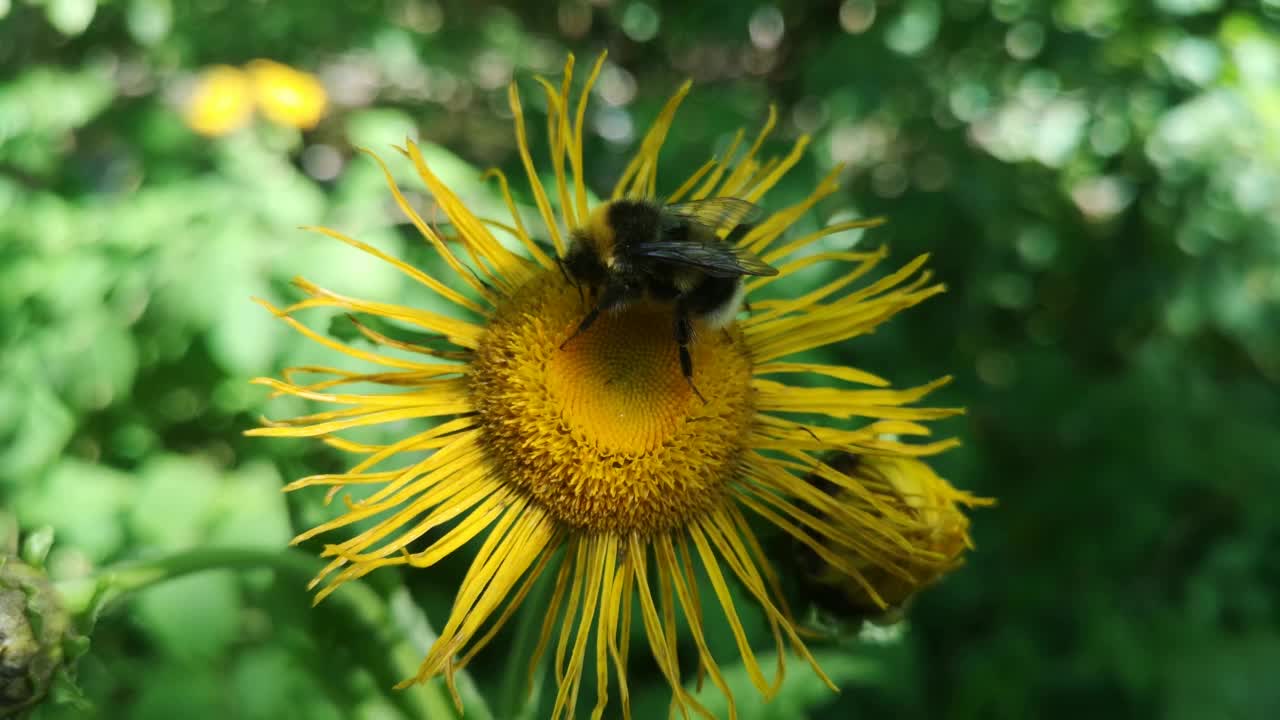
0;556;70;714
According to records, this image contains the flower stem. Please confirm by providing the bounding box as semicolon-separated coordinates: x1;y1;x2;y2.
54;547;463;720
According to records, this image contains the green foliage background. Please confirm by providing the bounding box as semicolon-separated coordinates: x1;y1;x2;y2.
3;0;1279;718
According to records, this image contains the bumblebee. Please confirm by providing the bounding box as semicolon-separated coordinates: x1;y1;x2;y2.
558;197;779;400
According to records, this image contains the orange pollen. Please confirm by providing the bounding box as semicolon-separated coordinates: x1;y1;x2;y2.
469;270;757;534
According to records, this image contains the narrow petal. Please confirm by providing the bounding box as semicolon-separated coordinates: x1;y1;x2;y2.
534;73;577;231
655;534;737;719
250;297;475;370
591;535;620;720
480;167;555;268
714;107;776;198
405;141;533;292
629;535;714;720
412;507;557;688
571;52;607;221
753;362;890;388
759;217;886;265
740;136;813;207
301;224;486;315
739;163;837;256
551;536;608;720
689;516;834;691
612;80;692;199
607;559;634;720
529;539;578;693
745;263;946;361
689;129;745;201
508;82;568;256
667;158;719;204
289;279;484;347
357;147;497;303
753;377;963;421
458;530;561;669
555;537;589;687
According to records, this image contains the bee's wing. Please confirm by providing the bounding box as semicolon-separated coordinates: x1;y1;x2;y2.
629;240;779;278
664;198;765;233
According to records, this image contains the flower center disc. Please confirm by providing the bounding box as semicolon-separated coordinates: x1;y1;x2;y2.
470;272;756;533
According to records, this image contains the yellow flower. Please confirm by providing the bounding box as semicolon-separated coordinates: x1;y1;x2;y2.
183;65;254;137
798;453;988;624
249;53;983;719
246;59;328;130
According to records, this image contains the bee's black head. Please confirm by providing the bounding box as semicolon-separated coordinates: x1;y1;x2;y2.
562;235;608;287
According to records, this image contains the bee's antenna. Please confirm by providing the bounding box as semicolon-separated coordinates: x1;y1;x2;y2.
425;203;492;291
465;263;491;291
556;257;584;304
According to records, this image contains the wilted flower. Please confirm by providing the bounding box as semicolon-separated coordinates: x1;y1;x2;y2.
250;53;981;719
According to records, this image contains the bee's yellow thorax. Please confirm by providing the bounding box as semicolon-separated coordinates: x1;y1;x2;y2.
586;204;617;267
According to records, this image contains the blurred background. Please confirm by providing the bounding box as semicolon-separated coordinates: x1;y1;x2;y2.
3;0;1279;718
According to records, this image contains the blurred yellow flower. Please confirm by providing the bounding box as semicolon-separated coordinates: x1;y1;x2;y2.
250;53;984;719
246;59;327;130
183;65;254;137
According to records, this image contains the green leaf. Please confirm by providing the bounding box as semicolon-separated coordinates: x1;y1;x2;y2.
41;313;138;413
684;650;881;720
285;228;405;306
0;368;75;481
131;570;241;662
21;526;56;568
230;647;344;720
345;109;416;153
1164;633;1280;720
208;279;284;376
219;135;327;227
0;64;114;139
46;666;94;715
126;664;226;720
0;512;16;555
17;460;130;563
125;0;172;45
45;0;98;36
208;461;292;551
127;455;223;550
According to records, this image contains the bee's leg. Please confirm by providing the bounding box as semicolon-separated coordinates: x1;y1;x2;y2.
560;281;626;349
674;304;707;403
